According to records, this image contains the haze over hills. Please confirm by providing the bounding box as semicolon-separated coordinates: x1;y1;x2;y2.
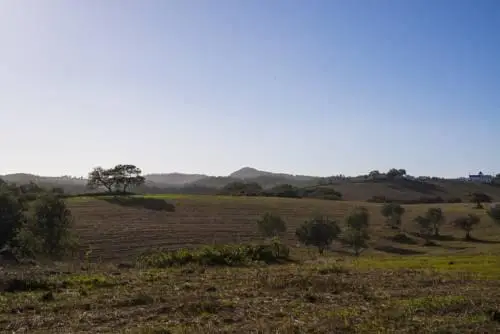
0;167;320;188
3;167;500;203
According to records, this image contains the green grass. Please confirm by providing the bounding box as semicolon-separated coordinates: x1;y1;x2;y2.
353;254;500;277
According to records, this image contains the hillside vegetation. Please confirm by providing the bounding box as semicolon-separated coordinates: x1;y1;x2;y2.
3;166;500;202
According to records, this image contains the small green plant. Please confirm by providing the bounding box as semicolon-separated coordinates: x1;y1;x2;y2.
381;203;405;232
256;213;287;238
295;216;341;254
344;207;370;256
453;214;480;240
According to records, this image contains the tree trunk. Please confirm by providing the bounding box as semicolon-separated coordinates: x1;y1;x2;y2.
318;247;324;255
434;226;440;237
465;231;471;240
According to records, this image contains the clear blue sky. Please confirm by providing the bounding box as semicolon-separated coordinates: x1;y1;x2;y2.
1;0;499;178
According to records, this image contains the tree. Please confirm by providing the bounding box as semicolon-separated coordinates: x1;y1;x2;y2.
268;184;300;198
469;192;492;209
487;204;500;223
425;207;445;237
387;168;406;179
0;189;24;249
453;214;480;240
31;194;76;257
220;182;263;196
344;207;370;256
368;170;380;179
414;215;433;245
87;164;145;193
112;164;145;193
295;216;341;254
257;213;287;238
87;167;115;192
381;203;405;231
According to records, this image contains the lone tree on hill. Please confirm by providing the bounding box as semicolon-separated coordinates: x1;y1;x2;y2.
344;207;370;256
295;216;341;254
87;164;145;193
257;213;287;238
387;168;406;179
425;207;445;237
469;192;492;209
453;214;480;240
381;203;406;232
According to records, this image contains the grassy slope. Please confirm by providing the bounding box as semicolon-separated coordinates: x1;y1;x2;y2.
2;195;500;333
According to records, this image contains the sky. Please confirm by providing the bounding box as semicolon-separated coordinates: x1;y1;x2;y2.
1;0;499;178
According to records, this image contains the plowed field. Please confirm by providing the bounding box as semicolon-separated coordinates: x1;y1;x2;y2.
68;195;500;261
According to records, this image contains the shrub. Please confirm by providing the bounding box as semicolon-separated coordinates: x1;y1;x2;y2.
257;213;287;238
137;242;290;268
30;194;77;257
344;207;370;256
0;189;24;249
295;216;341;254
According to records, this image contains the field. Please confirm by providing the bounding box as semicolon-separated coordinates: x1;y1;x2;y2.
67;195;500;261
2;195;500;333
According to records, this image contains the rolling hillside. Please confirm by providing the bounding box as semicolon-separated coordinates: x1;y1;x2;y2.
3;168;500;202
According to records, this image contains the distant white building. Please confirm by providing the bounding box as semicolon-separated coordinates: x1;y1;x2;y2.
468;171;493;184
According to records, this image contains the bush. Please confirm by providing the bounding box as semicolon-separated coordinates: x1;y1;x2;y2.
137;242;290;268
257;213;287;238
29;194;77;258
295;216;341;254
0;189;24;249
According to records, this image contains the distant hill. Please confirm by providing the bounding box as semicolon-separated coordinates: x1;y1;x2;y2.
3;168;500;203
145;173;208;186
230;167;317;181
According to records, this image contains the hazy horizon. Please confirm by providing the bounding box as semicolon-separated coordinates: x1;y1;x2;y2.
2;1;499;178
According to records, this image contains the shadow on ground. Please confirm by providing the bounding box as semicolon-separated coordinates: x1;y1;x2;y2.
101;197;176;212
466;237;500;244
374;245;425;255
385;233;419;245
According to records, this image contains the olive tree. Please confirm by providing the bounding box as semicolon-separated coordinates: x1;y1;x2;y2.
425;207;445;237
381;203;405;232
295;216;341;254
257;213;287;238
414;215;433;245
344;207;370;256
453;214;480;240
